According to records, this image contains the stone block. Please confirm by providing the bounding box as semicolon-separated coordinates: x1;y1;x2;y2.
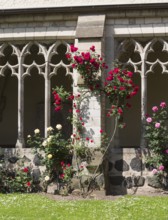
109;176;125;186
47;183;58;194
114;159;129;172
76;15;105;38
130;157;145;172
153;24;166;36
145;17;162;24
147;176;163;188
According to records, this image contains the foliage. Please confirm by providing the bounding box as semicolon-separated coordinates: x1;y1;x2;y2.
1;194;168;220
66;45;139;127
26;45;139;195
145;101;168;174
0;165;33;193
27;127;72;183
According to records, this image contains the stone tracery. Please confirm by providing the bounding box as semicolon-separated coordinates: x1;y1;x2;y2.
117;38;168;148
0;41;71;148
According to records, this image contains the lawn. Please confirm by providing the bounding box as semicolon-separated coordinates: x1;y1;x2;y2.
0;193;168;220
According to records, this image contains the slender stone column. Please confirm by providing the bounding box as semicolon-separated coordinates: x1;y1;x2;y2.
140;75;147;148
16;58;25;148
44;63;51;138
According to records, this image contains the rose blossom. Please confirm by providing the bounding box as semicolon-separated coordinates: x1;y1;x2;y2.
34;128;40;134
160;102;166;108
152;106;158;112
165;149;168;154
56;124;62;130
47;154;52;159
44;176;50;181
42;140;48;147
146;117;152;123
155;122;160;128
159;165;164;171
152;169;158;175
47;126;53;132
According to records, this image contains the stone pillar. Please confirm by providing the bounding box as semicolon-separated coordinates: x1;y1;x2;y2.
44;72;51;138
16;58;25;148
75;14;106;148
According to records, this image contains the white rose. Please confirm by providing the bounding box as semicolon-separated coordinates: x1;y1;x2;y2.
27;135;31;138
47;135;54;143
47;126;54;132
34;129;40;134
56;124;62;130
44;176;50;181
42;140;48;147
71;134;75;139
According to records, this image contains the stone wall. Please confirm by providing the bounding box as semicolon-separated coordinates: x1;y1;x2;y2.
108;148;166;195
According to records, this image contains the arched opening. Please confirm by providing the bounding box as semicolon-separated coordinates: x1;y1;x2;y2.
51;67;73;139
119;73;141;147
24;67;45;140
0;70;18;147
117;40;141;147
147;41;168;113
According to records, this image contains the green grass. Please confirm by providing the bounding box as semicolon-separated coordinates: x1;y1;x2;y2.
0;194;168;220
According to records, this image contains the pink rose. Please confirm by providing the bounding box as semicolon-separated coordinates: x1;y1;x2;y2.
165;149;168;154
146;117;152;123
152;169;158;175
158;165;164;171
152;106;158;112
160;102;166;108
155;122;160;128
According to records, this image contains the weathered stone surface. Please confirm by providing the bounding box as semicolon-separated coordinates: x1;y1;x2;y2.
8;156;19;164
71;189;81;196
32;168;41;183
109;176;125;185
71;177;81;190
47;183;58;194
134;176;145;187
126;176;145;188
147;176;163;188
126;176;133;188
95;173;104;189
33;154;42;166
115;159;129;171
130;157;145;172
108;162;113;171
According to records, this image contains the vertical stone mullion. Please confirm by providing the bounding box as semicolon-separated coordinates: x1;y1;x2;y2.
140;51;147;149
16;57;25;148
44;62;51;138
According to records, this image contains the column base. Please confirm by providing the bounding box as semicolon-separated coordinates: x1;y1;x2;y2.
15;138;25;148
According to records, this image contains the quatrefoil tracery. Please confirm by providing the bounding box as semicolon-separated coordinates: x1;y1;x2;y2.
0;41;72;79
117;38;168;76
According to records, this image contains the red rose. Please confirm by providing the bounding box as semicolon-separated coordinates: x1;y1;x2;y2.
23;167;29;173
26;182;31;187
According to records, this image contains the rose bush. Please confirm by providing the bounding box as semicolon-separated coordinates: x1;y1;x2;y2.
145;101;168;175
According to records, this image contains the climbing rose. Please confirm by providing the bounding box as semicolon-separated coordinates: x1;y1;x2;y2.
146;117;152;123
152;106;158;112
23;167;29;173
26;182;31;187
160;102;166;108
152;169;158;175
159;165;164;171
155;122;160;128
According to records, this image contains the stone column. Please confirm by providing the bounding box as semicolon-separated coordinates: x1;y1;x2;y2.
16;57;25;148
44;69;51;138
